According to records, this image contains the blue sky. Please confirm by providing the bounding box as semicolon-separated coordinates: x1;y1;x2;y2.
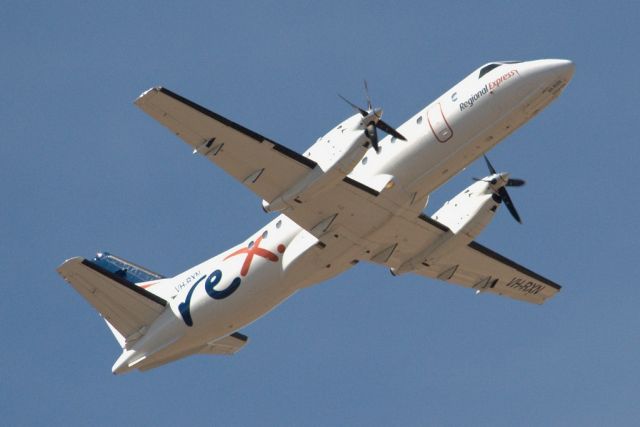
2;1;639;425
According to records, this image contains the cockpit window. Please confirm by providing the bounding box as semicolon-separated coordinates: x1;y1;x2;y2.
478;61;522;79
479;63;501;78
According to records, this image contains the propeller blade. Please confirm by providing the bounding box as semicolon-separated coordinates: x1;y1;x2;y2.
339;84;406;151
506;178;526;187
372;126;380;153
376;119;407;141
483;154;497;175
365;122;380;153
338;94;367;116
364;80;372;111
497;187;522;223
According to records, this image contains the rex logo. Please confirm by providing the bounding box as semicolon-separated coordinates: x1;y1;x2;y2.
178;236;286;326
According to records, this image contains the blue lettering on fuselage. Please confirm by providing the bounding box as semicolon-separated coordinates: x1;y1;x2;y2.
178;269;242;327
205;269;242;300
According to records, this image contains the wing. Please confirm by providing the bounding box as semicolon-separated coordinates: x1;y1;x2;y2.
134;87;428;240
135;87;317;203
57;257;168;346
364;215;561;304
412;240;561;304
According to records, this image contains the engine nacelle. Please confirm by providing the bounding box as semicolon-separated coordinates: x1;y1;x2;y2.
392;179;500;275
431;179;499;239
262;113;373;212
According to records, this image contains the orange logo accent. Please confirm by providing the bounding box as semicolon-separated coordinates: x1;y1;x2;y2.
224;235;284;277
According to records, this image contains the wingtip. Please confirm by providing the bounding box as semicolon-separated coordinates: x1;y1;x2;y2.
57;256;84;271
134;86;164;104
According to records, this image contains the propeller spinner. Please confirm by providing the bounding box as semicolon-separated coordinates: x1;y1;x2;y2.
475;155;526;223
339;81;406;153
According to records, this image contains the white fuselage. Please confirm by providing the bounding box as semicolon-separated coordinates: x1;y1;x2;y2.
113;59;574;373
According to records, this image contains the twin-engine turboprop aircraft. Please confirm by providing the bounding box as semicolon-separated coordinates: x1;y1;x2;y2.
58;59;574;374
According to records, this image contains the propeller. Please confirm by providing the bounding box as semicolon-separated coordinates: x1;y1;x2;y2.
475;155;526;223
339;81;406;153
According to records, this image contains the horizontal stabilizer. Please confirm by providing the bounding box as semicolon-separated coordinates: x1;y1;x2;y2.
57;257;168;348
135;332;249;372
199;332;248;355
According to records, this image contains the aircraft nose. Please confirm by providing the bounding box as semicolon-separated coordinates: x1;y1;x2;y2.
528;58;575;82
547;59;575;81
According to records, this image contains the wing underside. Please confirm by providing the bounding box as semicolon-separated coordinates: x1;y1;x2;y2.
362;212;561;304
412;240;561;304
135;87;317;203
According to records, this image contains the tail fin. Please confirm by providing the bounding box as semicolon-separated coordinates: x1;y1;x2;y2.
57;255;168;349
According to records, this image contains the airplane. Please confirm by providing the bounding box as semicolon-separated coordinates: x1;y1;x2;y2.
57;59;574;374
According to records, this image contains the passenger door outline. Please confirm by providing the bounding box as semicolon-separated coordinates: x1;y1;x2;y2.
427;103;453;143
